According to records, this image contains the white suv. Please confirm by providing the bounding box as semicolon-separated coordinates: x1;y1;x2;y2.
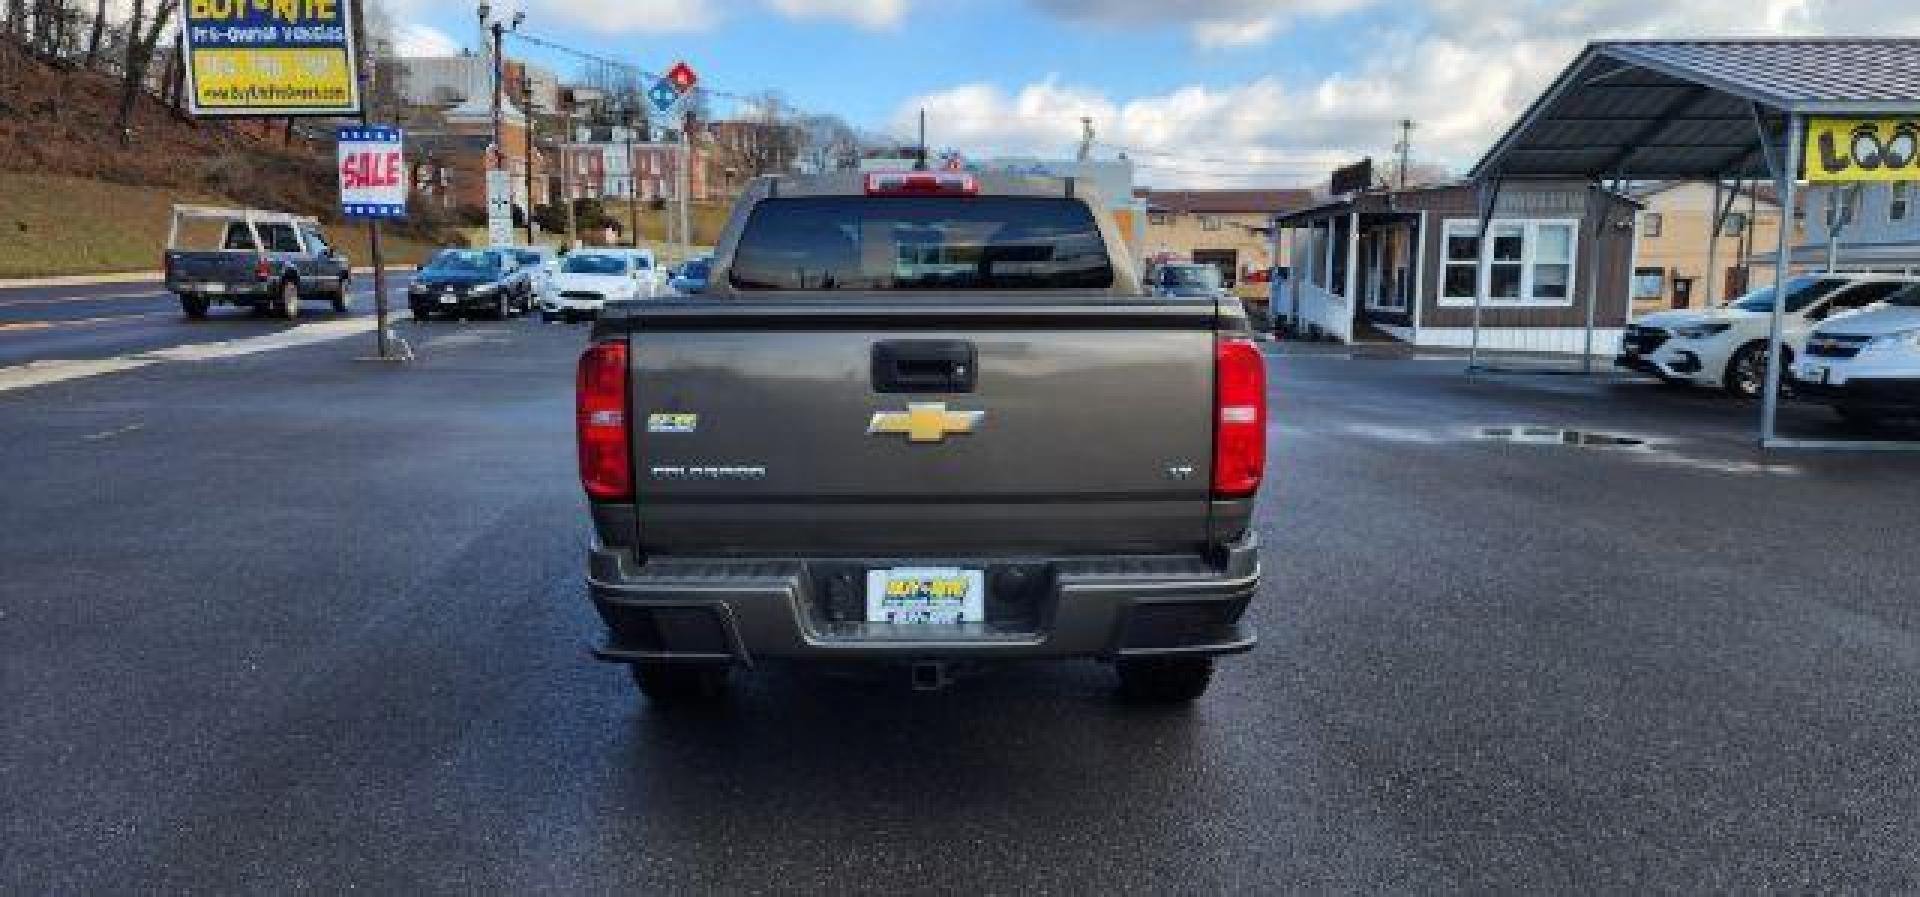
1617;274;1916;398
1793;283;1920;426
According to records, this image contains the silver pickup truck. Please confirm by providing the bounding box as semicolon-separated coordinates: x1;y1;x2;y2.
576;171;1267;703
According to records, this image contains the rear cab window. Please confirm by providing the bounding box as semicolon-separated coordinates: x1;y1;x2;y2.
728;197;1115;292
563;255;629;275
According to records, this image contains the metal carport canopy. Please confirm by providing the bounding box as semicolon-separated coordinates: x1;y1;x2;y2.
1470;39;1920;182
1469;37;1920;451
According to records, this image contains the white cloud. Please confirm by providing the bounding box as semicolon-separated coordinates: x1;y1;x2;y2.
1034;0;1377;46
392;23;461;57
519;0;721;33
899;77;1353;189
446;0;905;35
898;0;1920;187
766;0;910;29
1191;17;1281;49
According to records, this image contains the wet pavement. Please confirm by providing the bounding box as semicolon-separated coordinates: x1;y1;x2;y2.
5;325;1920;891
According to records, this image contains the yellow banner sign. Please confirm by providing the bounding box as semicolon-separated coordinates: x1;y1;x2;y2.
191;49;354;109
183;0;359;116
1804;117;1920;183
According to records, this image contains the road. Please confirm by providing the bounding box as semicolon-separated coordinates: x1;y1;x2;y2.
0;278;425;368
4;314;1920;891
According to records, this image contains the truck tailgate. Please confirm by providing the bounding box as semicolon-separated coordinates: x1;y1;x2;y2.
623;300;1219;555
166;251;258;282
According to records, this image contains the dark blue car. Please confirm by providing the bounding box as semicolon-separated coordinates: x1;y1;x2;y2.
668;256;713;296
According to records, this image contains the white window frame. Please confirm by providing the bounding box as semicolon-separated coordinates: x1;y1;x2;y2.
1200;214;1222;232
1437;217;1580;308
1632;266;1667;300
1642;212;1663;238
1891;182;1911;223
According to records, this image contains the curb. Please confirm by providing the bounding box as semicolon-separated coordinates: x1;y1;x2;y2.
0;266;416;291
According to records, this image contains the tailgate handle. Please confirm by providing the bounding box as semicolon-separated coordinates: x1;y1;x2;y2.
872;340;977;394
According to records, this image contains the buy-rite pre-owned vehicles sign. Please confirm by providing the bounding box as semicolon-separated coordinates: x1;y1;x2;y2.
182;0;361;117
1805;117;1920;183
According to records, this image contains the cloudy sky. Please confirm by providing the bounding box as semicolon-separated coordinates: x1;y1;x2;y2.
389;0;1916;188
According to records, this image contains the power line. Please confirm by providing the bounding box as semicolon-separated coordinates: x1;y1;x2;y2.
507;30;925;150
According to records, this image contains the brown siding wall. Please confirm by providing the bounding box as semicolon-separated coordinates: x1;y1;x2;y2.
1411;184;1634;331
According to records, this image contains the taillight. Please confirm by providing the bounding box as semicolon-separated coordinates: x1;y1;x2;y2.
255;258;272;280
864;171;978;196
1212;337;1266;499
577;340;632;501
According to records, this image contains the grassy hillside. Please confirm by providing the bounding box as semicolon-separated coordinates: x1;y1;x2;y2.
0;172;442;278
0;41;457;278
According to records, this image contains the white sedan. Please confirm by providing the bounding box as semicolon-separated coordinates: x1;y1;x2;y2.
540;251;659;322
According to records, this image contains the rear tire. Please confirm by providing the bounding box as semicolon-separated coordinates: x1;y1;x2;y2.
330;279;350;313
630;664;730;704
180;294;210;319
410;305;429;322
277;280;301;320
1116;656;1216;704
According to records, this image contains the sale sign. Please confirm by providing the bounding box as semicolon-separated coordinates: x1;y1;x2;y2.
337;126;407;219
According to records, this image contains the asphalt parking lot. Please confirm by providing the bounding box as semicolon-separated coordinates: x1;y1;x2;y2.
5;319;1920;892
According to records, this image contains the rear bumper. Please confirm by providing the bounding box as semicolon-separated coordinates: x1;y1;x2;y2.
586;535;1261;666
168;282;273;298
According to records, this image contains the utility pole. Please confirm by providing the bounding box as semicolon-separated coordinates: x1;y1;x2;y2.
1394;118;1416;189
625;106;639;247
478;3;522;235
522;77;536;245
915;108;928;171
678;108;692;259
562;92;577;249
351;0;391;359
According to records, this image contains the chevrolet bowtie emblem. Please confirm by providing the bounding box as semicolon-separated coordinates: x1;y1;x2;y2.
868;402;984;443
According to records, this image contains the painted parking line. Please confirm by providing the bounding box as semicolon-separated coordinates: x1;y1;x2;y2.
0;290;171;309
0;312;173;333
0;317;377;393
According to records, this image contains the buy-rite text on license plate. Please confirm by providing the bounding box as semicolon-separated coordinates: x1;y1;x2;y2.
865;567;985;624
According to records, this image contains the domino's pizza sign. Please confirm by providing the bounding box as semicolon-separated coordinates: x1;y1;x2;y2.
337;126;407;219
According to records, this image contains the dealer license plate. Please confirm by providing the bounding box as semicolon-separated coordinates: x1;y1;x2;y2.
202;283;226;294
865;567;985;624
438;295;457;304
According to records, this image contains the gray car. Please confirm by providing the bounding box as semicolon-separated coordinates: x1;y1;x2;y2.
575;171;1267;704
1148;262;1227;299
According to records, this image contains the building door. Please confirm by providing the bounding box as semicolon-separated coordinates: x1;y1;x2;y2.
1192;249;1238;287
1672;277;1695;309
1724;266;1749;301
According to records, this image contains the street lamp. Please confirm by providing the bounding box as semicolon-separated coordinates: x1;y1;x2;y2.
477;2;524;174
623;103;640;247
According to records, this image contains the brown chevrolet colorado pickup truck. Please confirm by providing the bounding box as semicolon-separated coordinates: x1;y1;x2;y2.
576;170;1267;703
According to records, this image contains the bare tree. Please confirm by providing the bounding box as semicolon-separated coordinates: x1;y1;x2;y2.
82;0;103;66
715;90;800;179
113;0;177;143
797;113;860;174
